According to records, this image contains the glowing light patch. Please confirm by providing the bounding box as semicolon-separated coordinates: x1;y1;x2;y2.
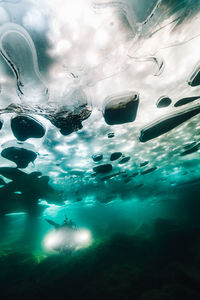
75;229;92;245
43;228;92;252
43;231;63;249
13;191;22;194
39;200;49;206
5;212;26;216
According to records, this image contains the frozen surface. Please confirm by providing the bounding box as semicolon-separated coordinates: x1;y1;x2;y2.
0;0;199;213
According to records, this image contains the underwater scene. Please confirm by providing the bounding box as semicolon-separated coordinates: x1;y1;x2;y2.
0;0;200;299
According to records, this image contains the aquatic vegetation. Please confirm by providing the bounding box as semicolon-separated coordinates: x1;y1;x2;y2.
1;218;200;299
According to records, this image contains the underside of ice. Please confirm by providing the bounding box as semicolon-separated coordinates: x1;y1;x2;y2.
0;0;200;214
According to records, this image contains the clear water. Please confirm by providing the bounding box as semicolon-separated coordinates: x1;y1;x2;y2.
0;1;200;299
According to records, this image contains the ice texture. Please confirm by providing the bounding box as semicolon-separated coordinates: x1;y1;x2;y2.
0;23;48;104
0;0;200;208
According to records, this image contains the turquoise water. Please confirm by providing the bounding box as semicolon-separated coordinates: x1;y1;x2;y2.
0;0;200;299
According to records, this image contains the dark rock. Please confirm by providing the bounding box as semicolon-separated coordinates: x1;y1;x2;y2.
1;147;37;168
92;154;103;162
188;64;200;86
103;91;139;125
140;161;149;167
139;105;200;142
180;142;200;156
183;141;196;149
0;102;92;136
141;167;157;175
174;96;200;107
0;167;27;180
70;169;84;176
46;104;92;136
11;114;45;141
156;96;172;108
101;172;121;181
93;164;112;174
110;152;122;161
107;132;115;138
0;167;63;215
119;156;130;164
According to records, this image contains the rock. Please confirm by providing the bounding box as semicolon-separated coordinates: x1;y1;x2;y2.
46;103;92;136
174;96;200;107
103;91;139;125
11;114;45;141
188;63;200;86
92;154;103;162
1;147;37;168
156;96;172;108
141;167;157;175
107;132;115;138
119;156;130;164
139;105;200;142
0;101;92;136
93;164;112;174
101;172;121;181
183;141;196;149
0;167;63;215
180;142;200;156
110;152;122;161
140;161;149;167
0;167;27;180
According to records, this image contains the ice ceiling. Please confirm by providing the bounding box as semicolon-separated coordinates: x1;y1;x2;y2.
0;0;200;211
